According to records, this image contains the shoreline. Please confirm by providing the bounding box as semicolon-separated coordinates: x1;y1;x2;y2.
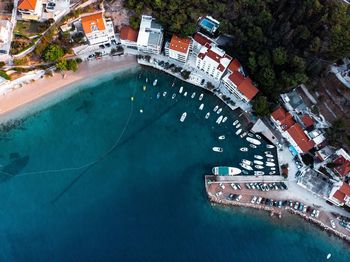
0;55;139;123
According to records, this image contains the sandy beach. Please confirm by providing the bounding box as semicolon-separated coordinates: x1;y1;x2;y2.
0;55;138;118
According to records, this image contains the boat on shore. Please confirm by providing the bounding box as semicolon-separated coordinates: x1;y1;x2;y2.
217;108;222;114
254;155;263;160
218;135;225;140
250;144;257;148
266;162;275;167
246;137;261;145
240;147;248;152
266;144;275;149
191;92;196;98
212;166;241;176
205;112;210;119
180;112;187;122
255;165;264;169
222;116;227;123
184;91;187;97
235;129;242;135
213;105;219;112
153;79;158;86
179;86;183;93
254;160;264;165
216;115;223;124
199;93;204;101
172;93;176;99
254;171;264;176
240;163;253;171
212;147;223;152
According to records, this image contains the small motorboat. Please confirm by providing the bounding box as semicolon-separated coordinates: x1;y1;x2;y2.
266;144;275;149
199;103;204;110
180;112;187;122
217;108;222;114
266;162;275;167
266;154;273;158
242;159;252;165
269;171;276;175
172;93;176;99
255;165;264;169
254;155;263;160
233;120;239;126
222;116;227;123
205;112;210;119
157;92;160;99
250;144;257;149
218;135;225;140
216;115;223;124
213;105;219;112
236;123;241;128
267;158;275;162
199;93;204;101
254;171;264;176
246;137;261;145
240;163;253;171
179;86;183;93
191;92;196;98
271;167;276;170
247;133;254;137
256;134;262;139
327;253;331;260
153;79;158;86
235;129;242;135
143;85;146;91
254;160;264;165
163;91;167;97
240;147;248;152
145;78;148;83
184;91;187;97
265;151;272;155
212;147;223;153
171;81;175;87
240;132;247;138
212;166;241;176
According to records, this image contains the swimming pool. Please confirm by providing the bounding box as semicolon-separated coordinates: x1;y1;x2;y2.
200;18;218;33
289;145;299;156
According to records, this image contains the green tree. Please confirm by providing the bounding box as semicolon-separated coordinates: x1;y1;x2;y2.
56;59;67;71
0;70;10;80
272;47;287;65
252;95;270;116
67;59;78;72
43;44;64;62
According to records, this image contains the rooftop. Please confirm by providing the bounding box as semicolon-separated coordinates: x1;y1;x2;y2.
81;12;105;34
198;43;232;72
18;0;37;10
332;182;350;203
333;155;350;177
169;35;191;54
271;107;295;131
227;59;241;72
286;123;315;153
282;89;307;112
193;32;212;46
301;114;314;128
120;26;138;42
137;15;163;47
228;71;259;101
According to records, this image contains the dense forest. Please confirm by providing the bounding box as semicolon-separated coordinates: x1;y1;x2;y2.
124;0;350;101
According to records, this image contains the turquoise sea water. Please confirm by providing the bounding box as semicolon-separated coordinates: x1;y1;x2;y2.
0;67;349;261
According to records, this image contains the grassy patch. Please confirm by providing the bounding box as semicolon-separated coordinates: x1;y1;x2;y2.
14;20;49;37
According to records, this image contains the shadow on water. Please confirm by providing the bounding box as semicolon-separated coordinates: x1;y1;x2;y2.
50;100;180;204
75;100;94;113
0;154;29;182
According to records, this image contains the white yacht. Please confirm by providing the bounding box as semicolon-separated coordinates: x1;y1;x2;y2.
191;92;196;98
145;78;148;83
246;137;261;145
180;112;187;122
236;123;241;128
266;144;275;149
217;108;222;114
250;144;257;149
235;128;242;135
216;115;223;124
212;147;223;153
153;79;158;86
199;94;204;101
265;151;272;154
240;132;247;138
233;120;239;126
172;93;176;99
218;135;225;140
254;155;263;160
266;154;273;158
256;134;262;139
270;167;276;170
213;105;219;112
163;91;167;97
205;112;210;119
269;171;276;175
184;91;187;97
267;158;275;162
212;166;241;176
254;171;264;176
253;160;264;165
240;163;253;171
242;159;252;165
240;147;248;152
222;116;227;123
199;103;204;110
255;165;264;169
157;92;160;99
247;133;254;137
266;162;275;167
179;86;183;93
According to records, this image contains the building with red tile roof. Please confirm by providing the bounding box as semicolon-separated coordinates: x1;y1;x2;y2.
285;123;315;153
271;107;295;131
80;12;116;46
17;0;43;20
227;59;242;73
165;35;191;62
301;114;314;128
329;182;350;207
192;32;213;54
120;26;138;48
333;156;350;177
196;43;232;80
222;71;259;102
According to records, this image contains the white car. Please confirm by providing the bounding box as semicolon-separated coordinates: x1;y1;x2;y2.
315;210;320;218
256;197;262;205
330;219;336;229
219;183;225;190
215;191;223;197
236;195;242;201
230;183;237;190
251;196;257;204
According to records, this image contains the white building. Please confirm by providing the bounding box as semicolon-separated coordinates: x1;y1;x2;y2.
17;0;43;21
328;182;350;207
81;12;116;46
0;20;12;61
164;35;191;63
137;15;163;54
42;0;70;21
222;71;258;102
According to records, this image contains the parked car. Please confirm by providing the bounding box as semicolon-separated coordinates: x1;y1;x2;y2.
251;196;257;204
219;183;225;190
236;195;242;201
330;219;336;229
215;191;223;197
230;183;237;190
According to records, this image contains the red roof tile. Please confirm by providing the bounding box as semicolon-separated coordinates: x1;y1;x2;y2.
333;156;350;176
228;59;241;72
120;26;138;42
169;35;191;54
286;123;315;153
333;183;350;203
18;0;37;10
193;33;212;46
271;107;295;131
301;114;314;128
81;12;105;34
333;190;345;203
228;72;259;101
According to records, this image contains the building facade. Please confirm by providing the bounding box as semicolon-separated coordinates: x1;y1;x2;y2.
120;26;138;49
17;0;43;21
164;35;191;63
137;15;163;54
222;71;258;102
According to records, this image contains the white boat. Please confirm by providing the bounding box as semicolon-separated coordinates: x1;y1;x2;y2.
180;112;187;122
179;86;183;93
236;123;241;128
212;166;241;176
327;254;331;260
212;147;223;152
157;92;160;99
240;132;247;138
269;171;276;175
254;155;263;160
184;91;187;97
145;78;148;83
242;159;252;165
266;154;273;158
254;171;264;176
266;162;275;167
205;112;210;119
271;167;276;170
172;93;176;99
216;115;223;124
250;144;257;149
199;93;204;101
256;134;262;139
247;133;254;137
163;91;167;97
267;158;275;162
266;144;275;149
254;160;264;165
153;79;158;86
246;137;261;145
233;120;239;126
265;151;272;155
218;135;225;140
222;116;227;123
235;129;242;135
199;103;204;110
213;105;219;112
240;163;253;171
240;147;248;152
191;92;196;98
255;165;264;169
217;108;222;114
172;81;175;87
